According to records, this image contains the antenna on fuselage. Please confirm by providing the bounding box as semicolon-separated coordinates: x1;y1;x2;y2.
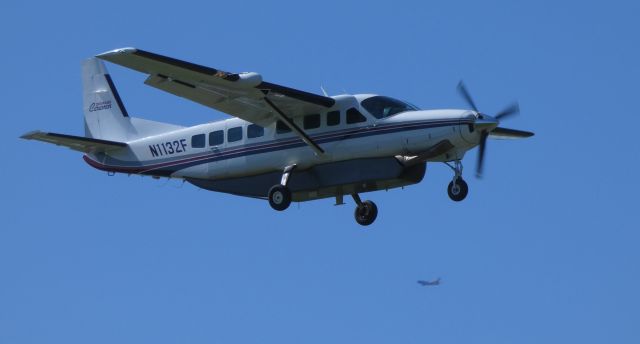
320;85;329;97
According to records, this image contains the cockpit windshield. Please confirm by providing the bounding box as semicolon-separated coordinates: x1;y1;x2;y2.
361;96;419;119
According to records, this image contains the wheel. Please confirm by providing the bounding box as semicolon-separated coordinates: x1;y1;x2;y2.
354;200;378;226
447;178;468;202
268;184;292;211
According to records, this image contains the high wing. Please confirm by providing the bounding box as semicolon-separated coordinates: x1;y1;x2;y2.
21;131;127;153
96;48;335;127
97;48;334;154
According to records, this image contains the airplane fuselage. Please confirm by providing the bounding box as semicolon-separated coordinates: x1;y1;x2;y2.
84;94;480;200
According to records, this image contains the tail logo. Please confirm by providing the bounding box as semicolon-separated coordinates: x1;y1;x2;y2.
89;101;112;112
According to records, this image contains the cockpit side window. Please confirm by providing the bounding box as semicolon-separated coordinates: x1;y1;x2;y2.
361;96;419;119
346;108;367;124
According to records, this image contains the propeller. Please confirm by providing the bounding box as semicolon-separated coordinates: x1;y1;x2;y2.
495;103;520;120
476;131;488;178
457;81;479;113
456;81;531;178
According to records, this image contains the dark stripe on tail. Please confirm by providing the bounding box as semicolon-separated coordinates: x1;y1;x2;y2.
104;74;129;117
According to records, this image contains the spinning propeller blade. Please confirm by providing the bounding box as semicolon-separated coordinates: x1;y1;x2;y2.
457;81;479;112
457;81;533;178
495;102;520;120
476;131;488;178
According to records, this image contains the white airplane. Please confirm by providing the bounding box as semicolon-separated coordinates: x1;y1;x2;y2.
21;48;533;226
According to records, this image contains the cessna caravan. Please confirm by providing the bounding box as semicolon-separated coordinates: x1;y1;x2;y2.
22;48;533;226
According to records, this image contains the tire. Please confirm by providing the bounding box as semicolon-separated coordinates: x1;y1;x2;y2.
354;200;378;226
268;185;292;211
447;178;469;202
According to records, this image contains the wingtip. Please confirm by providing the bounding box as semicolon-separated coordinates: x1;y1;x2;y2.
96;47;138;59
20;130;42;140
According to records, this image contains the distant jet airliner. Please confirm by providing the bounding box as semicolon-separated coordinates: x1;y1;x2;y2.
417;278;441;286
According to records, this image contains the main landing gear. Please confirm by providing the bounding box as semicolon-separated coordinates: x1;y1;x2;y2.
445;160;468;202
352;193;378;226
268;165;378;226
268;165;295;211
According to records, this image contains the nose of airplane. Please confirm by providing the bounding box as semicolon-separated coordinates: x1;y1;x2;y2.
474;114;499;132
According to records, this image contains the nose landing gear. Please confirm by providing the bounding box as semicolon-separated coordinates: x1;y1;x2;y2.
445;160;468;202
447;178;468;201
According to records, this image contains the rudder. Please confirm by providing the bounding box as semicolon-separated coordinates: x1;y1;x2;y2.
82;58;135;141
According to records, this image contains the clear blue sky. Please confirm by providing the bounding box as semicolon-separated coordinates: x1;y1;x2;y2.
2;1;639;343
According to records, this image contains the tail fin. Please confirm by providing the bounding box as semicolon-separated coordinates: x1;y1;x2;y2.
83;58;136;141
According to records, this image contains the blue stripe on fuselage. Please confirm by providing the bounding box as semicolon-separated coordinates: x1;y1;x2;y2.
87;119;468;175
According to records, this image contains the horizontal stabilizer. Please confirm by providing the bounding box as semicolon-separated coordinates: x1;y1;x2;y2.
489;127;535;139
21;131;127;153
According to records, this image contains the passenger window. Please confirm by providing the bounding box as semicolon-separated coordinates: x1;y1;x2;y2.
209;130;224;146
327;110;340;126
191;134;205;148
346;108;367;124
303;114;320;129
248;124;264;138
228;127;243;142
276;120;291;134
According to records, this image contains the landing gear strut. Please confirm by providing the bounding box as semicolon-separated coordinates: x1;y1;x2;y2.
352;193;378;226
268;165;295;211
445;160;468;202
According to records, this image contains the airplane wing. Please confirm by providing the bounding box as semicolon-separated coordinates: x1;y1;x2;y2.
96;48;335;128
21;131;127;153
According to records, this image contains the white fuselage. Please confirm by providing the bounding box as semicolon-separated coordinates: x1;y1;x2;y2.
85;94;480;181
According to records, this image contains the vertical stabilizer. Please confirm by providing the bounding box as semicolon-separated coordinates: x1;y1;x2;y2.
82;58;135;141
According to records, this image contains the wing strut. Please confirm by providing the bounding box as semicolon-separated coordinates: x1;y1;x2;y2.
263;97;325;155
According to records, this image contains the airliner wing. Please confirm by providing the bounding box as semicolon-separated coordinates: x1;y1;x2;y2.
96;48;335;127
21;131;127;153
